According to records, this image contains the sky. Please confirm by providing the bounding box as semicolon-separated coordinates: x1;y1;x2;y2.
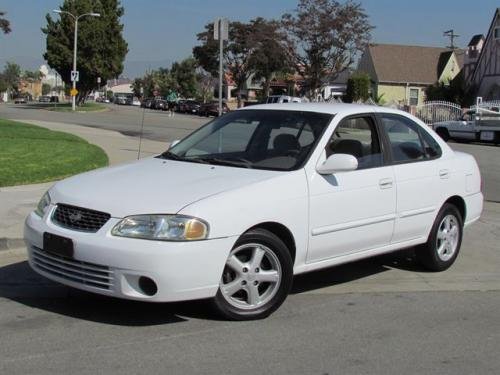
0;0;498;78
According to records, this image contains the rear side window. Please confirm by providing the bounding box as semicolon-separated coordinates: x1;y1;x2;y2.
380;114;426;163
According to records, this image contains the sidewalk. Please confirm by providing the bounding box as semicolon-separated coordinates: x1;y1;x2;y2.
0;120;168;252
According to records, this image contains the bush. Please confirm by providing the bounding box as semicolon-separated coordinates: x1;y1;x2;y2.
345;73;370;103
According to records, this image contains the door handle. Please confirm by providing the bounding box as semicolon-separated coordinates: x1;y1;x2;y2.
379;178;393;189
439;169;450;179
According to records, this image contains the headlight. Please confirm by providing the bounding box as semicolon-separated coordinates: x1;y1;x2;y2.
34;192;51;217
111;215;209;241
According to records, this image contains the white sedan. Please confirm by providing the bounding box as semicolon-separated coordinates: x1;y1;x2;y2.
24;103;483;320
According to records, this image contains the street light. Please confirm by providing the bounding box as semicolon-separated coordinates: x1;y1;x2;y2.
53;9;100;111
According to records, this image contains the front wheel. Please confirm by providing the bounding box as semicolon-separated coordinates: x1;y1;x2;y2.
415;203;463;271
213;229;293;320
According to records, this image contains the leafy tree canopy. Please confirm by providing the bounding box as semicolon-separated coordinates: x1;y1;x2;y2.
42;0;128;103
282;0;373;98
0;11;11;34
0;62;21;94
193;20;261;107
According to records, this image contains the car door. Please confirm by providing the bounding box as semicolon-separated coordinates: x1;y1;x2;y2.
378;113;442;243
307;114;396;263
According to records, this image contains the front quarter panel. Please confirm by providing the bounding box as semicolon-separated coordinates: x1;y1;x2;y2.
178;169;309;269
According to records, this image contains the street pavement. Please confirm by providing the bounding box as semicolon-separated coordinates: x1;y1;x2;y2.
0;103;499;374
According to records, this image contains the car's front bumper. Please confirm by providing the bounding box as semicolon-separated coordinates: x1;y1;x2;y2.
24;209;237;302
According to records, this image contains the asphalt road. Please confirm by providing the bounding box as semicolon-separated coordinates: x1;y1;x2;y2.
1;102;500;374
1;102;499;201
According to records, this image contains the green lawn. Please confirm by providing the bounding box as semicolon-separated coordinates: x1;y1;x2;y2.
46;102;107;112
0;119;108;187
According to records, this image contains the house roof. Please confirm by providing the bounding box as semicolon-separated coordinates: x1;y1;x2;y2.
470;8;500;85
468;34;484;46
367;44;452;84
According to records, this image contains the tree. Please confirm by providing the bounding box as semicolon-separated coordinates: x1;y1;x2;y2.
170;58;198;98
196;68;217;103
42;0;128;104
0;11;11;34
282;0;373;99
42;83;52;95
2;62;21;96
193;21;258;108
344;72;370;102
248;18;292;98
425;72;476;107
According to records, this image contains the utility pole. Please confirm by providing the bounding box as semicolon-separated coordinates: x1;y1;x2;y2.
443;29;459;49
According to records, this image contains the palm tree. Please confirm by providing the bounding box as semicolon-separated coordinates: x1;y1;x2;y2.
0;11;11;34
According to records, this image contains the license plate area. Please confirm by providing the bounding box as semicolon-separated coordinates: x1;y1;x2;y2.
480;131;494;141
43;232;74;258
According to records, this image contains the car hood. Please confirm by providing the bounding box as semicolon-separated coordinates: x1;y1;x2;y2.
49;157;282;218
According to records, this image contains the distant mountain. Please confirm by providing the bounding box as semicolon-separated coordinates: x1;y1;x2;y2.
0;56;172;80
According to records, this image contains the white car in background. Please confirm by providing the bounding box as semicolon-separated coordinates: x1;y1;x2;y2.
25;103;483;320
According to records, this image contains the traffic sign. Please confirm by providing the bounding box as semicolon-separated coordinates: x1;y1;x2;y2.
70;88;78;97
71;70;79;82
214;18;229;40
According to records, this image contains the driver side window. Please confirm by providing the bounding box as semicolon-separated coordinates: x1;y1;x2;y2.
326;116;383;169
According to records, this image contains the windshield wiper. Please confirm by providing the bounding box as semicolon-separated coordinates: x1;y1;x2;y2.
188;156;253;168
157;151;185;161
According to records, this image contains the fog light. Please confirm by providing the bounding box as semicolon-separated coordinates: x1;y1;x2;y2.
138;276;157;296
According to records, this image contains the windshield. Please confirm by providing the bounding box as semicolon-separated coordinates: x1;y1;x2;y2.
159;109;333;171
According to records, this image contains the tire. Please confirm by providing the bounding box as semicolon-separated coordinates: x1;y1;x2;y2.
415;203;463;272
435;128;450;142
212;229;293;320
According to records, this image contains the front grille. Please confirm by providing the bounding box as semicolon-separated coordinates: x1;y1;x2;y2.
31;246;113;290
52;204;110;232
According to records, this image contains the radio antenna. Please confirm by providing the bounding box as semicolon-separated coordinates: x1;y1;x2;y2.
137;103;146;160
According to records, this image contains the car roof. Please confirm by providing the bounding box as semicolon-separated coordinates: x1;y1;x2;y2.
238;102;408;117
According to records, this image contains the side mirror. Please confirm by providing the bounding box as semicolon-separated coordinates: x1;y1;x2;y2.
169;139;180;149
316;154;358;175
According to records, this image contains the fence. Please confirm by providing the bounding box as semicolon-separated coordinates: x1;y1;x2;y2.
414;101;463;125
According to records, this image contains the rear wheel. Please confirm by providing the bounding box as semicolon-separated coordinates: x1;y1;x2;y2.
213;229;293;320
416;203;463;271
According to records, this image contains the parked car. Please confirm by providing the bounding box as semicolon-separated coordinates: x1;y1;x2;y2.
132;97;141;106
151;98;168;110
24;103;483;320
50;96;60;103
14;96;27;104
198;101;230;116
175;99;187;112
140;98;153;108
266;95;304;104
115;96;127;105
38;96;51;103
183;100;201;114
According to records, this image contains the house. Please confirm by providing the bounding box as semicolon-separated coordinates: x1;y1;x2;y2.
464;34;485;83
357;44;463;106
467;8;500;100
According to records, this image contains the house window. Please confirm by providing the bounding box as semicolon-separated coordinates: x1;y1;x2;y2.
495;27;500;39
409;88;419;106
